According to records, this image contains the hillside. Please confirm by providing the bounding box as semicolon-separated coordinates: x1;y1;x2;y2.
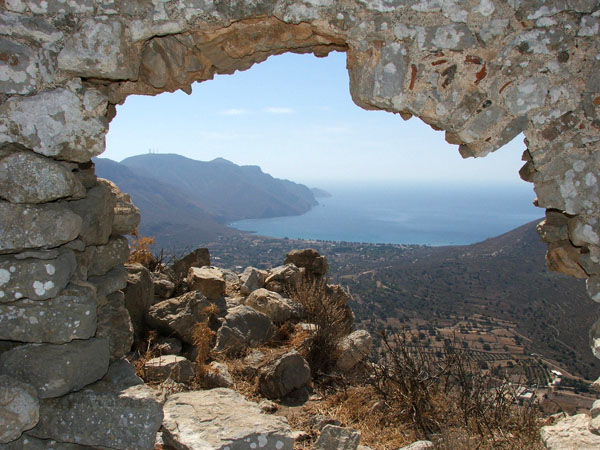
118;154;317;223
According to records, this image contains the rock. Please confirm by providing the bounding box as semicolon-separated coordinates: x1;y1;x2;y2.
590;399;600;435
171;248;210;279
336;330;373;371
314;425;361;450
187;266;226;300
123;263;154;341
87;236;130;277
416;24;477;51
0;434;88;449
311;415;342;431
88;265;128;296
152;272;174;301
541;414;600;450
214;305;273;353
0;152;84;204
0;339;109;399
244;288;299;323
101;359;143;391
0;284;97;344
96;290;134;360
239;266;266;295
0;37;38;95
398;441;434;450
29;382;163;450
285;249;329;276
503;77;550;116
259;399;278;413
153;337;182;356
264;264;303;293
0;376;39;444
100;178;141;236
203;361;233;388
144;355;195;384
258;350;312;400
162;389;294;450
0;83;108;163
0;202;82;254
0;250;76;302
58;18;138;80
147;291;225;345
67;183;116;246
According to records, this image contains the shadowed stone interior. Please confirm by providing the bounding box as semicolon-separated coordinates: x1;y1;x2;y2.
0;0;599;447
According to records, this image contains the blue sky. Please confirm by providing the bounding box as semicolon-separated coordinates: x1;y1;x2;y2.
105;51;532;190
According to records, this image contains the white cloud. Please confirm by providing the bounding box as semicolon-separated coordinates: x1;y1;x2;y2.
264;106;295;114
219;108;249;116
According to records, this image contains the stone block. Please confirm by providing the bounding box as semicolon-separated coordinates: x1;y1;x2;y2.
143;355;195;383
314;425;361;450
187;266;226;299
214;305;273;353
67;184;116;246
100;179;141;236
87;236;130;277
88;265;128;297
96;291;134;360
0;376;39;444
258;350;311;400
0;37;38;95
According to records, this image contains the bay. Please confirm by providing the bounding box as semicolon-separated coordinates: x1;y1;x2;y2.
230;182;543;246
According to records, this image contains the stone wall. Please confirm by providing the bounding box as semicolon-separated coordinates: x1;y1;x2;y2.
0;0;598;448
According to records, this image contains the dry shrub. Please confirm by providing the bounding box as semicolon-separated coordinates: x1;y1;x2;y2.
192;319;216;380
131;330;158;380
128;230;156;267
288;278;354;378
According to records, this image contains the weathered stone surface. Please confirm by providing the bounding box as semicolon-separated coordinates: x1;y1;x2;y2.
314;425;361;450
88;265;127;296
162;389;294;450
503;77;550;116
258;350;311;400
144;355;195;383
0;152;84;204
123;263;154;341
58;18;138;80
0;376;38;444
29;383;163;449
0;83;108;163
244;288;297;323
187;266;226;299
101;359;144;391
0;250;76;302
0;202;82;254
264;264;303;293
541;414;600;450
239;266;266;295
0;338;109;399
96;290;134;360
398;441;434;450
416;24;477;51
0;37;38;95
336;330;373;371
590;399;600;435
0;434;88;449
204;361;234;388
171;248;210;279
0;284;97;344
100;178;141;236
147;291;225;345
152;273;175;301
87;236;129;277
153;337;182;355
214;305;273;353
67;184;116;246
285;249;329;276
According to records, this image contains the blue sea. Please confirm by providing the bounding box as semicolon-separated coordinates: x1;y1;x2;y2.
230;182;543;246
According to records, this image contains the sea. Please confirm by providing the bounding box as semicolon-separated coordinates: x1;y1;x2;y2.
230;182;543;246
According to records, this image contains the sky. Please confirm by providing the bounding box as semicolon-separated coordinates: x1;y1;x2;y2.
104;51;532;189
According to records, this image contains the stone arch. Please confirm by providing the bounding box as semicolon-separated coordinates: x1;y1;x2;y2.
0;1;599;447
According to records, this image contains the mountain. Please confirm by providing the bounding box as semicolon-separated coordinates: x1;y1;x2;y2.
118;154;317;223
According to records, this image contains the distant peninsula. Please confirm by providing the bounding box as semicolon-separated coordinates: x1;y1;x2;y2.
311;187;332;198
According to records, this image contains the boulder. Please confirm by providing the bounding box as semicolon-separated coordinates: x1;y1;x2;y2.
258;350;312;400
264;264;303;293
101;359;144;391
336;330;373;371
123;263;154;341
0;284;97;344
0;338;109;399
0;376;39;444
87;235;130;277
214;306;273;353
152;272;174;301
88;264;127;296
146;291;225;345
187;266;225;300
171;248;210;279
0;202;82;254
243;288;298;323
285;249;329;276
28;380;162;449
0;151;85;204
239;266;266;295
67;183;116;246
314;425;361;450
153;337;182;355
162;389;294;450
96;290;134;360
541;414;600;450
144;355;195;383
100;178;140;236
590;399;600;435
203;361;234;388
0;249;76;302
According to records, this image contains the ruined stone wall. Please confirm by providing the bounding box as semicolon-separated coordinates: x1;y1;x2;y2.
0;0;599;447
